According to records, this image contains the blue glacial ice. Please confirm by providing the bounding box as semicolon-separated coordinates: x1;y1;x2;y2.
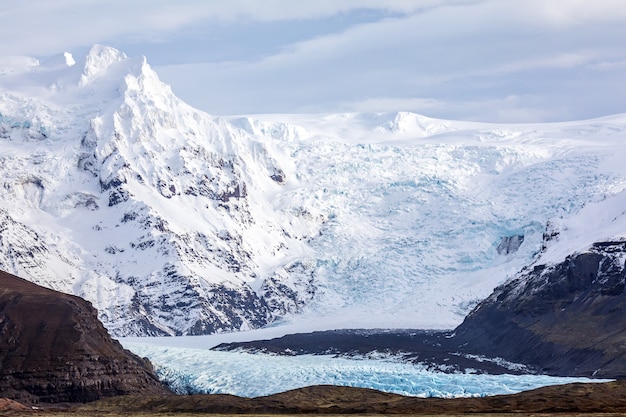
124;342;607;398
280;135;623;328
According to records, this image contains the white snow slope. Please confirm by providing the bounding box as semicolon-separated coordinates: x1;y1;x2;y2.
1;45;626;336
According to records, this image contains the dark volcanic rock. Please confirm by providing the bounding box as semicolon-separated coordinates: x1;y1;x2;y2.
453;240;626;378
214;329;530;375
0;270;170;404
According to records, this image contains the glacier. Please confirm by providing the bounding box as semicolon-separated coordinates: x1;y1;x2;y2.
1;45;626;336
232;112;626;330
122;341;607;398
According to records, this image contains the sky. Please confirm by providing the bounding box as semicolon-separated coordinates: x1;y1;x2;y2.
0;0;625;122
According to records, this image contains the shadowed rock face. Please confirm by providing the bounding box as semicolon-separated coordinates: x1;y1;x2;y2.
0;270;170;404
454;241;626;378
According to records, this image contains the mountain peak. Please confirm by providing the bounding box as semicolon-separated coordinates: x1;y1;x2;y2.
79;44;138;87
83;45;126;75
77;45;171;105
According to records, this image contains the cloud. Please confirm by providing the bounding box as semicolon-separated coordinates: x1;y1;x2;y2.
0;0;471;56
0;0;214;55
526;0;626;27
150;0;625;121
1;0;625;121
589;59;626;72
198;0;625;82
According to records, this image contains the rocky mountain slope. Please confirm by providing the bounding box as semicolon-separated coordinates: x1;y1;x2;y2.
0;270;170;404
0;45;321;336
448;184;626;378
454;240;626;378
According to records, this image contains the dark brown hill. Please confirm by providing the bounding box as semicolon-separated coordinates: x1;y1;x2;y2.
81;381;626;414
0;270;170;404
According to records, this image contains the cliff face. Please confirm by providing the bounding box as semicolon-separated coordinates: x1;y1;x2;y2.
0;270;170;404
454;241;626;378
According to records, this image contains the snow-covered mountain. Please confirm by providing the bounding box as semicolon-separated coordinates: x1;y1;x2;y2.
0;45;320;336
1;45;625;336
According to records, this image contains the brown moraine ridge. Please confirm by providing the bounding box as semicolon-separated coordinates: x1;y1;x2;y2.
79;381;626;414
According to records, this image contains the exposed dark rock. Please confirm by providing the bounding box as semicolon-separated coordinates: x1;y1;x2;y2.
0;270;170;404
187;284;272;335
214;329;529;375
157;179;177;198
259;261;316;316
99;175;126;192
270;168;286;183
453;240;626;378
107;188;130;206
496;234;524;255
220;182;247;202
541;220;561;250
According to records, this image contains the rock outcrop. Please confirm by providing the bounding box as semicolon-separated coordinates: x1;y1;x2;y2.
496;234;524;255
0;270;170;404
454;240;626;378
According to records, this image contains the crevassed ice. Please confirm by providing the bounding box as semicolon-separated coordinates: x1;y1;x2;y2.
125;343;607;398
280;134;618;326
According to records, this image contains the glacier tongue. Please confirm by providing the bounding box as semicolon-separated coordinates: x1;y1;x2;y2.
1;46;626;336
123;342;605;398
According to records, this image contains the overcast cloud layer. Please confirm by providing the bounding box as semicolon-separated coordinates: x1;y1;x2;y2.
1;0;625;122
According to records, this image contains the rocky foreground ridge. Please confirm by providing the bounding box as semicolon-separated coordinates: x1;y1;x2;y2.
0;270;170;404
79;381;626;414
